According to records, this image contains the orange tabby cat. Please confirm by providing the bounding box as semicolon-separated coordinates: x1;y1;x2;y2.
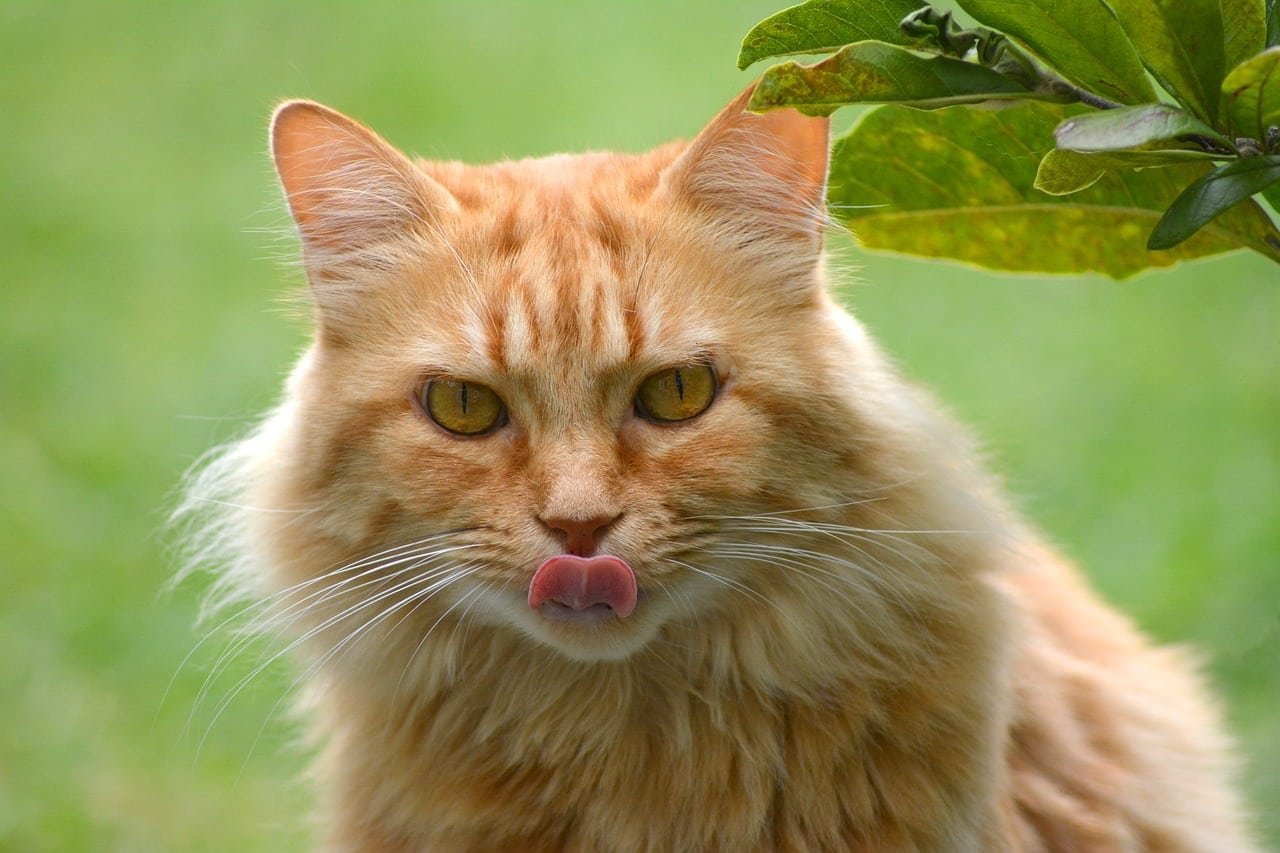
182;85;1257;851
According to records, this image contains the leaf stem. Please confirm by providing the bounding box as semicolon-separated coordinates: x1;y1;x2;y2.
1043;77;1124;111
1070;87;1125;111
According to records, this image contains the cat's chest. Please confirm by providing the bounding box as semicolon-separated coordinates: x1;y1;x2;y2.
327;646;996;850
384;681;788;846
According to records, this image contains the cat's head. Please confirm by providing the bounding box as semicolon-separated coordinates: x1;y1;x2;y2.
244;87;905;666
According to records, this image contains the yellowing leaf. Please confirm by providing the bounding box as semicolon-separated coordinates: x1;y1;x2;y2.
737;0;922;68
1034;149;1107;195
827;103;1280;276
750;41;1051;116
1035;147;1219;196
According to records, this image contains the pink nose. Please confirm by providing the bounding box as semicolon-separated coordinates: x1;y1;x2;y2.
539;512;620;557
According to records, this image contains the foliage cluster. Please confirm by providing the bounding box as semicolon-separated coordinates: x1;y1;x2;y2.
740;0;1280;276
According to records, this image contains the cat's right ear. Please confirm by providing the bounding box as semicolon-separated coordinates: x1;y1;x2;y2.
270;100;457;279
663;84;830;254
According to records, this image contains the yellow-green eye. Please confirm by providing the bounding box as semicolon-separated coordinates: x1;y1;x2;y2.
635;363;717;423
422;380;506;436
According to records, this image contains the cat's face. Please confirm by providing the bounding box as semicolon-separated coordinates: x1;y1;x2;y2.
267;90;858;663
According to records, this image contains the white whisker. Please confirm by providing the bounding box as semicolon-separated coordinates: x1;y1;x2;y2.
388;575;488;707
235;564;481;776
165;532;474;709
192;548;478;757
181;541;478;737
664;557;773;610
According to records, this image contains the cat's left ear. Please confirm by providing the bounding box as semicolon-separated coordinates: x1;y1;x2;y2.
663;84;830;251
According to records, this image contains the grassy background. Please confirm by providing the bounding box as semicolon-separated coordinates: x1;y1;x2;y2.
2;1;1276;849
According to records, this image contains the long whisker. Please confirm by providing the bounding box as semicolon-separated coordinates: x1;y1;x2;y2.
704;544;885;624
235;564;481;775
710;514;976;538
664;557;774;610
238;542;481;645
388;576;489;708
452;580;492;660
657;579;698;627
716;521;933;579
685;497;885;520
307;564;481;685
184;542;478;737
194;556;475;757
717;537;924;602
164;531;473;712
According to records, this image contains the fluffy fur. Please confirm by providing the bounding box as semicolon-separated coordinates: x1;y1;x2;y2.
179;87;1256;851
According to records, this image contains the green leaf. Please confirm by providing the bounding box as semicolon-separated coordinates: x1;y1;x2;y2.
1222;46;1280;139
1034;147;1220;196
953;0;1155;104
1034;149;1108;194
1054;104;1233;152
737;0;922;69
750;41;1053;116
1266;0;1279;48
1223;0;1268;71
1105;0;1226;122
826;102;1280;275
1149;154;1280;248
1266;182;1280;209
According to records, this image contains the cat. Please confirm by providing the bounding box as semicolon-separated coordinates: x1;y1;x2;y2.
179;84;1258;851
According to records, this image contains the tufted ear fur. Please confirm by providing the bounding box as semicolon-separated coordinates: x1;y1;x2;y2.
663;84;830;252
271;100;458;283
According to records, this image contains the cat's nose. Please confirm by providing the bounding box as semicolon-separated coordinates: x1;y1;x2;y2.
539;512;621;557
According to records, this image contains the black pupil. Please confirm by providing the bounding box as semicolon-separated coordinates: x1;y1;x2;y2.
459;383;469;414
674;369;684;400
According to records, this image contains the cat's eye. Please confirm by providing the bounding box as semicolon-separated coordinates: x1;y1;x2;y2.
422;380;507;436
635;363;717;423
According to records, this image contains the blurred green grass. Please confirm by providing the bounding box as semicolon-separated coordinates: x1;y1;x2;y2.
1;1;1275;849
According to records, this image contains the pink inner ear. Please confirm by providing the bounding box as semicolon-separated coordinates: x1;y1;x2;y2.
665;83;830;238
269;99;458;255
529;555;638;618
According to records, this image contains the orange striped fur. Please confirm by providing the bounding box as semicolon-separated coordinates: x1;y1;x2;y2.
184;86;1256;851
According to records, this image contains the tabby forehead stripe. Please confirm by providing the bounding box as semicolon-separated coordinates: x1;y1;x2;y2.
590;277;607;350
493;276;637;368
478;215;641;368
484;298;508;372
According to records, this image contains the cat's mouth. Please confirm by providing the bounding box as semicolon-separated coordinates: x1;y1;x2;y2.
510;554;662;660
528;554;638;624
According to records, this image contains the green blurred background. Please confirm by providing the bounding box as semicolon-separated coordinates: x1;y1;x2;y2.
2;1;1276;849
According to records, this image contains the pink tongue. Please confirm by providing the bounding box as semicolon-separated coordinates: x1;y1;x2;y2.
529;555;637;618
